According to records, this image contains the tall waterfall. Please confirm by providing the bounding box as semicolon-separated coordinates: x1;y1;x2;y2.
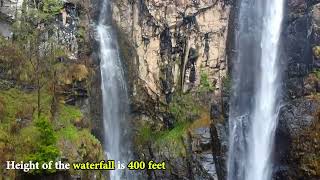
227;0;284;180
97;0;130;179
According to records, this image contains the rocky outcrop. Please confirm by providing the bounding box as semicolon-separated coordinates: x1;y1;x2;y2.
275;0;320;179
111;0;320;179
0;0;22;37
0;0;23;38
113;0;230;101
0;0;23;20
111;1;232;179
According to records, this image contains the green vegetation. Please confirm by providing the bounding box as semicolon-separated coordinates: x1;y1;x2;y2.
154;122;189;156
42;0;63;16
222;75;232;95
199;71;214;92
136;123;155;144
0;0;103;178
169;93;202;123
0;88;103;177
26;116;59;174
136;121;189;156
314;69;320;79
77;26;86;43
58;104;83;125
293;109;320;177
136;93;209;156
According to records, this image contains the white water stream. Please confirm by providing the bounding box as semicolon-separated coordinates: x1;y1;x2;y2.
247;0;284;179
228;0;284;179
98;0;129;179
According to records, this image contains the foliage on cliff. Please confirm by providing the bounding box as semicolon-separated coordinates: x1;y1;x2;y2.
26;116;59;174
135;92;210;157
292;104;320;177
0;0;102;178
0;86;103;177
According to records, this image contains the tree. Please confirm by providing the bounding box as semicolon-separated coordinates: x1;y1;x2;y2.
26;116;59;174
12;0;64;118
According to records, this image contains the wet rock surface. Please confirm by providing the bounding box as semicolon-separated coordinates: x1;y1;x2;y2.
112;1;232;178
274;0;320;179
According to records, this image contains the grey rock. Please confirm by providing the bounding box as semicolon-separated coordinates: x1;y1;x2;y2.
0;0;23;21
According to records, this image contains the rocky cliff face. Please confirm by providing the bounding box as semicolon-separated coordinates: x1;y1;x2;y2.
112;0;320;179
1;0;319;179
0;0;23;20
111;0;231;179
113;0;230;101
276;0;320;179
0;0;23;38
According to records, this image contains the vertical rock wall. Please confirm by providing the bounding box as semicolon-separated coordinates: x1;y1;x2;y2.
112;0;231;103
110;0;232;179
276;0;320;179
0;0;23;20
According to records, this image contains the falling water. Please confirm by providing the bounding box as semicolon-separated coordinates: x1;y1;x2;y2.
97;0;130;179
227;0;284;180
247;0;284;179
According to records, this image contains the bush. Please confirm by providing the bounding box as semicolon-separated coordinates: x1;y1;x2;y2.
169;93;201;123
41;0;63;20
199;71;214;92
26;116;59;174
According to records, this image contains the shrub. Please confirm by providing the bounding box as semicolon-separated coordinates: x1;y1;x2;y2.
169;93;201;123
199;71;214;92
222;75;232;95
41;0;64;20
26;116;59;174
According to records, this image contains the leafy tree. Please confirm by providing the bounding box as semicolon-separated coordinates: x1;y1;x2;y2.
26;116;59;174
12;0;65;118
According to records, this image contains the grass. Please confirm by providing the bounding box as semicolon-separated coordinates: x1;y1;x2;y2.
150;113;210;157
136;121;190;157
58;104;83;124
136;92;210;157
155;122;190;145
58;125;79;141
0;89;36;123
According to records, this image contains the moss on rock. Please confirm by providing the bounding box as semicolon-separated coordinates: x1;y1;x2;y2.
135;92;210;158
291;95;320;178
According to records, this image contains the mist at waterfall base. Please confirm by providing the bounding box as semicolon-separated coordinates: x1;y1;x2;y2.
97;0;134;179
227;0;284;180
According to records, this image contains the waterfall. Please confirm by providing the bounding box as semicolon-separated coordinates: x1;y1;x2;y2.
97;0;130;179
227;0;284;180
